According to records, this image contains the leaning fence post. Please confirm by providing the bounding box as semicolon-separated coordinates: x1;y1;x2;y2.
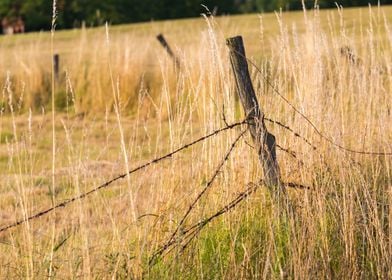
226;36;282;194
156;34;181;69
53;54;60;82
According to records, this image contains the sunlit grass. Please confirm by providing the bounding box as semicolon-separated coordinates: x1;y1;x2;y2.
0;5;391;279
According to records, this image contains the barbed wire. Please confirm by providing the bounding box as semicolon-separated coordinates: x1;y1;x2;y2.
264;117;318;151
0;120;248;234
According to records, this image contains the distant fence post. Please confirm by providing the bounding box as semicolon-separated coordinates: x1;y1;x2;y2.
226;36;282;194
53;54;60;82
156;34;181;69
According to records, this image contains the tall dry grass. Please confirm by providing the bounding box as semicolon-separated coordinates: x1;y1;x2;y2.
0;5;391;279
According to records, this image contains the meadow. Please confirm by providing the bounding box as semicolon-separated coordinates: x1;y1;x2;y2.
0;5;391;279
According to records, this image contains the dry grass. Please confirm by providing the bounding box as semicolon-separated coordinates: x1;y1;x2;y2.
0;5;392;279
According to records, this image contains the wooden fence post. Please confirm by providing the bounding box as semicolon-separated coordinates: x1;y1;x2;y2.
53;54;60;82
156;34;181;69
226;36;282;193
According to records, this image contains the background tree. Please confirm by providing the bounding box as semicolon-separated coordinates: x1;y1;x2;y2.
1;0;391;32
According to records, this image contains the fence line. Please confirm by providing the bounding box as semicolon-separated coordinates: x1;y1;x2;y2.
0;112;316;235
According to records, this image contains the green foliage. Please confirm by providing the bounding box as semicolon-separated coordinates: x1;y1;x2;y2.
0;0;391;32
21;0;53;31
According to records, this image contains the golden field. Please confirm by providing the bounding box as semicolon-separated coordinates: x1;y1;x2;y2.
0;5;391;279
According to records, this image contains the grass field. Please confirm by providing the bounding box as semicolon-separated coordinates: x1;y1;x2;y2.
0;5;392;279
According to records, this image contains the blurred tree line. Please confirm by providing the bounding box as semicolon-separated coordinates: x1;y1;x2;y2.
0;0;391;32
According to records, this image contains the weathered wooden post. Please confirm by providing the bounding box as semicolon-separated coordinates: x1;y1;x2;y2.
226;36;283;194
53;54;60;82
156;34;181;69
